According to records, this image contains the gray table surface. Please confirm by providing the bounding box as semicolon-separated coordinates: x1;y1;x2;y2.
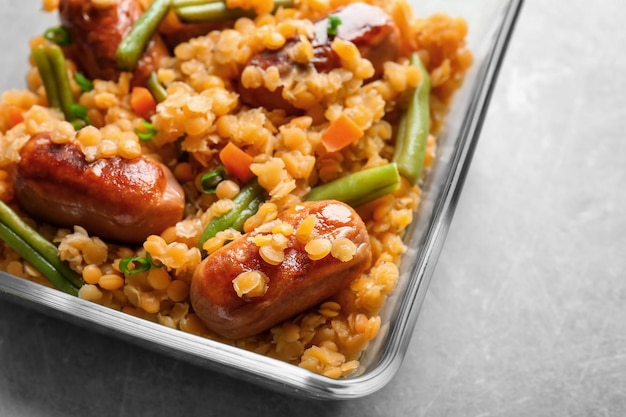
1;0;625;416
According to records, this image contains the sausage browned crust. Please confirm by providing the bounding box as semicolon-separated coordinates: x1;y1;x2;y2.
14;133;185;244
59;0;170;86
237;3;401;112
190;200;372;339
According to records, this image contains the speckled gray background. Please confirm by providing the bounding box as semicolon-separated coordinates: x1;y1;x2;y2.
1;0;625;416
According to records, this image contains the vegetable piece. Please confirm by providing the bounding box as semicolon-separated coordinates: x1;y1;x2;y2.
5;105;25;127
392;53;431;185
197;180;265;251
116;0;171;72
74;72;93;92
119;253;160;274
0;201;82;295
219;142;254;183
46;44;75;121
306;163;401;207
173;0;294;23
31;45;61;109
43;26;71;46
134;120;158;141
321;113;364;152
327;14;342;36
199;166;227;194
147;72;167;103
130;86;157;119
32;44;89;128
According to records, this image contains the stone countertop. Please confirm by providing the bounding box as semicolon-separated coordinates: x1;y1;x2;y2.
1;0;626;416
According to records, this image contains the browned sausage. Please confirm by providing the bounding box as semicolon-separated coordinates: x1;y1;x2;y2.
14;133;185;244
190;200;371;339
237;3;401;112
59;0;170;86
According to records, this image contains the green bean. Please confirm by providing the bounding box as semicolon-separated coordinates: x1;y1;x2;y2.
32;44;90;128
0;202;82;295
174;0;294;23
31;46;61;109
0;223;78;296
116;0;171;71
147;72;167;103
306;163;401;207
198;180;265;251
392;53;431;185
46;44;75;121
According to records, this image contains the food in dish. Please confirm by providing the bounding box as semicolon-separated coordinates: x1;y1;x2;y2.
0;0;471;378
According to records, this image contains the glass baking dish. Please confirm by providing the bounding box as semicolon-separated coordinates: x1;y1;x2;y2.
0;0;523;400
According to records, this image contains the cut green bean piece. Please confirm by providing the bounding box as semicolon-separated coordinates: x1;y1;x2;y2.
392;53;431;185
174;0;294;23
0;201;83;290
306;163;401;207
0;223;78;296
198;180;265;251
46;44;75;121
117;0;171;71
31;46;61;109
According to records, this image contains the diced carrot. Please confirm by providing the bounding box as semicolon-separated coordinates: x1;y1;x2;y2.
130;86;157;119
321;113;364;153
6;105;24;127
219;142;254;183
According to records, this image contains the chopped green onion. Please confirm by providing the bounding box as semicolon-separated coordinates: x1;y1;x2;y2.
199;166;226;194
69;103;88;120
119;255;153;274
44;27;71;46
70;119;88;130
74;72;94;92
134;120;158;141
327;15;342;36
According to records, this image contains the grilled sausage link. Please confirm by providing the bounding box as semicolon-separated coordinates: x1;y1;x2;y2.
237;3;401;112
14;133;185;244
59;0;170;86
190;200;372;339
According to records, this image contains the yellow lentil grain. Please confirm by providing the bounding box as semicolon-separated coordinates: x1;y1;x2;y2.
140;292;161;314
263;31;286;50
215;180;240;200
295;214;317;244
99;273;124;291
78;284;103;302
168;279;189;302
259;244;285;265
330;237;357;262
305;238;332;261
82;264;103;285
147;268;171;291
271;221;293;237
232;270;268;298
6;261;24;277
